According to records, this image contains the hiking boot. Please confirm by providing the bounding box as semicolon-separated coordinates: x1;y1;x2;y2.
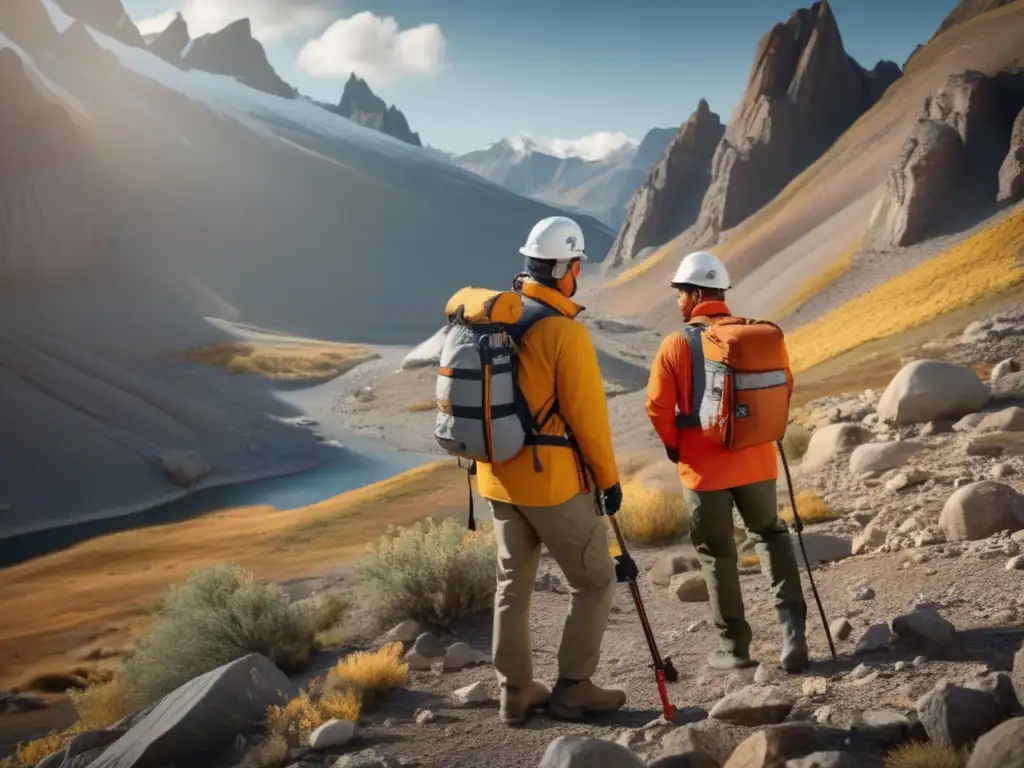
548;679;626;721
778;601;810;673
707;649;756;671
499;680;550;726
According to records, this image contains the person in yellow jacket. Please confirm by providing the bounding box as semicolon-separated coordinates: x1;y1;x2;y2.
476;215;627;726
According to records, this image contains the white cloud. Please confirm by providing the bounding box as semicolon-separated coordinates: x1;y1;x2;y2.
140;1;334;43
297;12;446;85
505;131;639;162
137;10;178;36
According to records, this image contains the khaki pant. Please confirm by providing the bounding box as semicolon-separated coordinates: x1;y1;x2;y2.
489;493;615;689
684;480;805;655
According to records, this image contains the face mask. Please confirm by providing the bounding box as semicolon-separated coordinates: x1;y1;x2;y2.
556;259;582;297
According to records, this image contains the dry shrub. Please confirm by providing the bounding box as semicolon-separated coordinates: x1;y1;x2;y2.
178;341;377;381
318;688;362;722
779;491;837;526
245;732;289;768
781;422;812;462
69;677;131;730
123;564;334;707
325;643;408;705
14;726;82;767
616;483;689;545
255;686;363;767
405;401;436;413
739;553;761;568
264;692;324;747
355;517;495;629
885;742;969;768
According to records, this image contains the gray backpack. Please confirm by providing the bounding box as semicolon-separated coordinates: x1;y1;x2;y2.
434;286;571;527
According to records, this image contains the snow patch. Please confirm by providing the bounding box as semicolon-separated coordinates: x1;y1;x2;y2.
503;131;639;162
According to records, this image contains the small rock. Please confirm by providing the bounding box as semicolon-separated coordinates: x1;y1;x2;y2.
535;570;570;593
965;671;1021;718
990;359;1020;383
830;618;854;641
814;706;833;724
308;719;355;750
709;685;793;726
854;624;892;655
851;586;876;601
939;480;1024;541
452;681;489;706
853;709;914;750
849;663;873;680
850;441;924;476
894;661;907;672
381;620;421;645
651;719;744;765
332;748;397;768
886;469;930;492
413;709;436;724
852;522;888;555
991;463;1016;479
913;656;927;667
672;573;710;603
1008;555;1024;571
754;663;775;685
802;678;829;697
538;735;643;768
687;620;706;633
786;750;862;767
159;450;211;488
648;554;696;587
402;651;432;672
726;725;868;767
891;606;956;653
443;642;487;671
412;633;445;659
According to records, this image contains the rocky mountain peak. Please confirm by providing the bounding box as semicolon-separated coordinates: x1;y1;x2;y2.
335;74;422;147
55;0;144;48
148;12;190;64
180;18;296;99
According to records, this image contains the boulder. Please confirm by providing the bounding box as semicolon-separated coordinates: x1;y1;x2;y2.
849;441;924;476
863;119;966;249
402;650;431;671
672;573;710;602
802;423;873;470
649;554;698;587
709;685;793;726
852;709;918;750
854;624;892;655
991;359;1021;383
916;681;1005;749
411;632;445;659
159;450;211;488
722;724;880;768
939;480;1024;541
381;620;421;644
442;642;488;671
539;735;644;768
1013;644;1024;711
401;326;449;369
966;716;1024;768
999;107;1024;204
649;719;745;768
975;407;1024;433
605;99;725;269
308;719;355;749
877;360;990;424
89;653;298;768
891;606;956;653
966;671;1021;718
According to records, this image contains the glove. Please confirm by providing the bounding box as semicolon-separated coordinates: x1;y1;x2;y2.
665;445;680;463
602;482;623;515
614;552;639;583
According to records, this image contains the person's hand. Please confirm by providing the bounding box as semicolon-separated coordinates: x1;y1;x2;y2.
665;445;680;463
614;552;639;583
602;482;623;515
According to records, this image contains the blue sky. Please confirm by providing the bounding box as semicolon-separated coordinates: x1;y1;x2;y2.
123;0;959;155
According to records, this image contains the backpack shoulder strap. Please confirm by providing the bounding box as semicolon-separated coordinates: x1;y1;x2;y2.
507;295;564;346
676;323;706;429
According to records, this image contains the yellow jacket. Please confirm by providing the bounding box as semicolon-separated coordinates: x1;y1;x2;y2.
476;280;619;507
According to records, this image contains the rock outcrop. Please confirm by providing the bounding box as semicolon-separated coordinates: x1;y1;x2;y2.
0;0;60;50
877;360;991;425
998;107;1024;204
181;18;296;99
55;0;145;47
0;48;111;284
866;69;1024;248
333;74;422;147
863;119;966;249
933;0;1021;38
147;12;190;65
605;100;724;269
693;1;900;238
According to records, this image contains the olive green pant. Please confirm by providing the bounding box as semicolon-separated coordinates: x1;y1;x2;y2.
488;493;615;689
683;480;805;656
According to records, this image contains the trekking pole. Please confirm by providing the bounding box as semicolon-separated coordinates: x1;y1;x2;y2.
776;440;837;661
593;481;679;721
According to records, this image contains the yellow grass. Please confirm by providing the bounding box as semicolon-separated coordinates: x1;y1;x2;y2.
264;691;327;746
774;237;861;319
0;462;464;690
318;688;363;722
615;483;689;544
405;400;437;413
69;677;130;730
885;742;969;768
248;732;289;768
605;245;675;289
13;725;83;767
177;340;378;381
779;491;836;526
787;209;1024;373
324;642;409;703
739;553;761;568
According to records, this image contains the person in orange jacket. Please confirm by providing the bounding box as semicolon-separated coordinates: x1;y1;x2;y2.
476;216;627;725
644;250;809;674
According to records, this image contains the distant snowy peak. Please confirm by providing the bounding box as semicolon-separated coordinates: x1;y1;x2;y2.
181;17;295;99
333;73;421;147
501;131;640;163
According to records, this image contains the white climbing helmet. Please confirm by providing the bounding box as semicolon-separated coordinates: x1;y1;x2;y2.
670;250;731;290
519;216;588;262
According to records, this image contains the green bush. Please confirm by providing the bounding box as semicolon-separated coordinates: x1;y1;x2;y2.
355;517;495;629
122;564;337;707
781;421;812;462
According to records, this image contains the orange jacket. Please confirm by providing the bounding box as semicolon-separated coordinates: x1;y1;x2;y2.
645;300;778;492
476;280;619;507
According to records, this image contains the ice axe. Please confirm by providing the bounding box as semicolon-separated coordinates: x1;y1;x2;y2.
594;481;679;721
776;440;837;661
